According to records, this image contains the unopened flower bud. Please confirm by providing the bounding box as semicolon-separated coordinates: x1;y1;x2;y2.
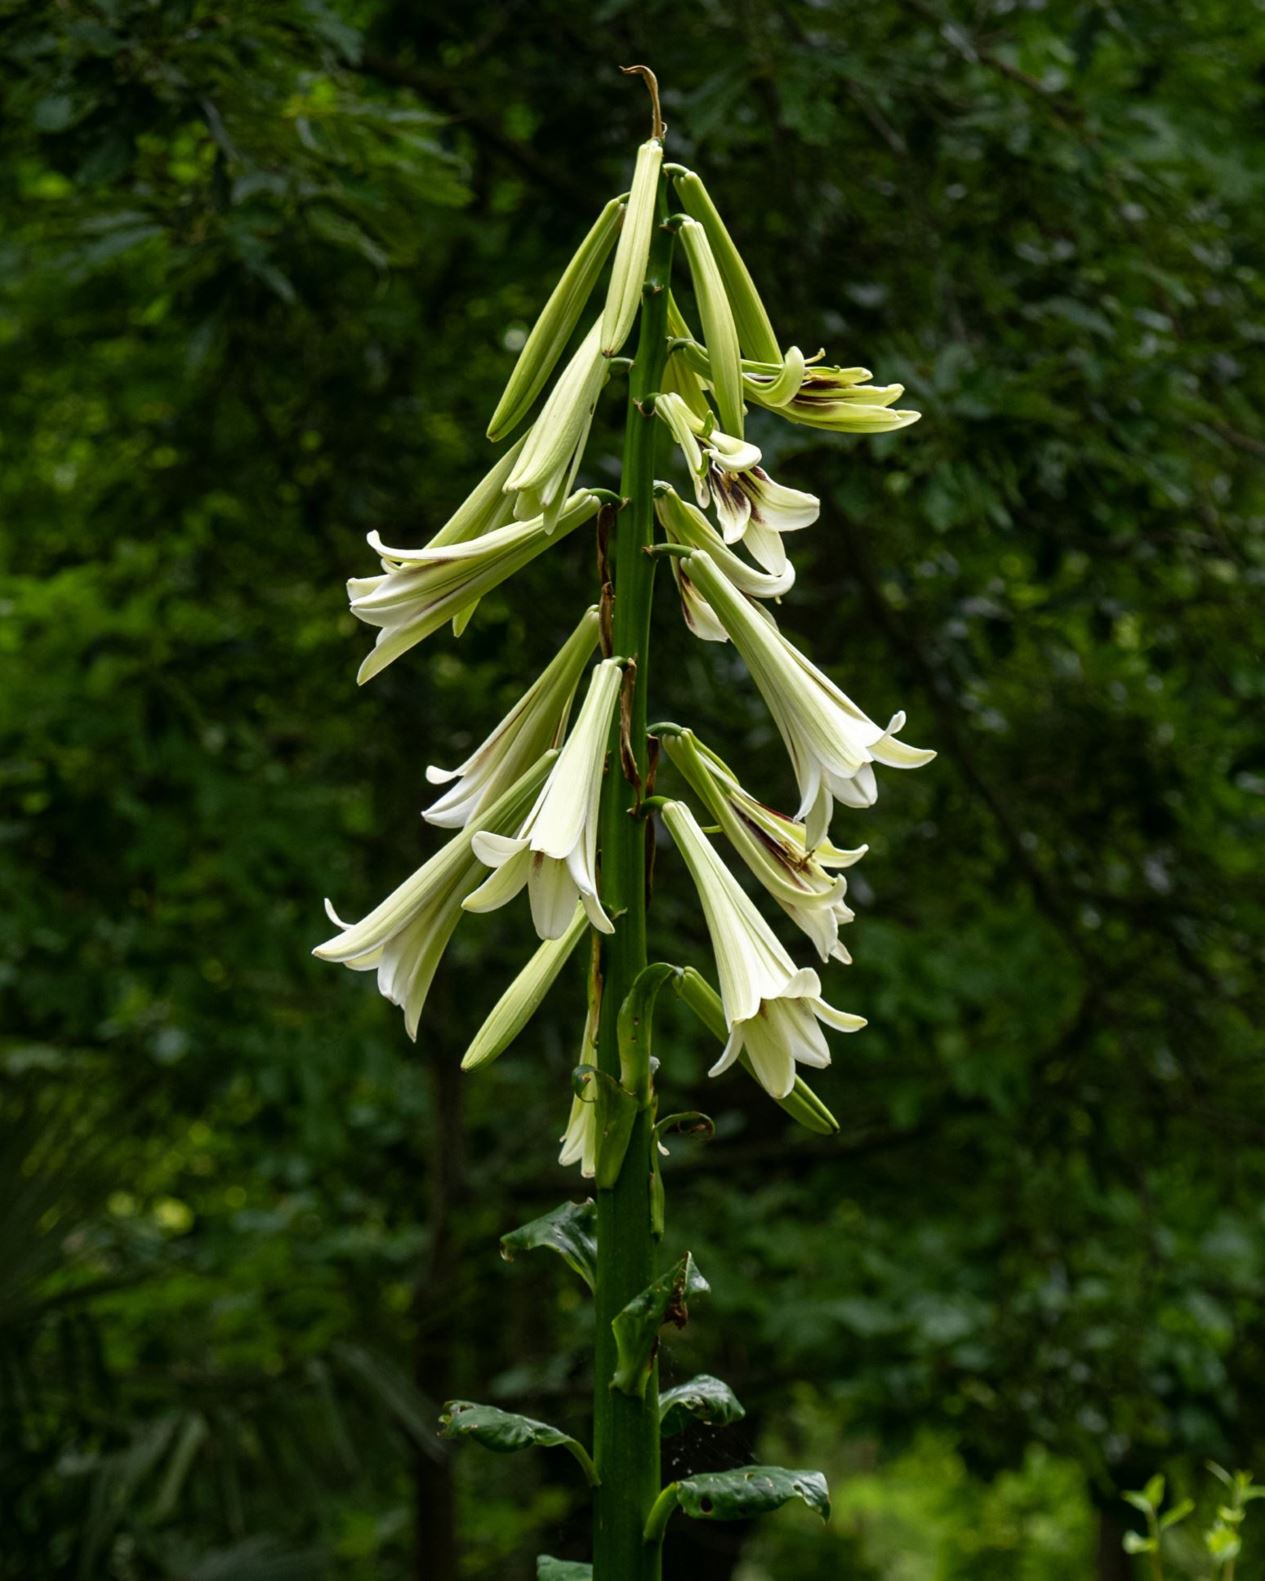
672;168;781;365
425;607;601;828
461;903;589;1070
678;217;745;438
601;138;663;355
505;319;609;530
488;196;625;442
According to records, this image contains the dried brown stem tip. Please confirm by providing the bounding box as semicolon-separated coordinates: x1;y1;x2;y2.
620;64;666;142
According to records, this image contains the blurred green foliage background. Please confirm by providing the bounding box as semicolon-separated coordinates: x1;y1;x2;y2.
1;2;1262;1578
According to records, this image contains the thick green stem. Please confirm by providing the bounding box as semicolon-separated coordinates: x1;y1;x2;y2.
593;189;675;1581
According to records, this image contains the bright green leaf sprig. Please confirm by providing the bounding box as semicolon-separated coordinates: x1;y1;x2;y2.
1123;1464;1264;1580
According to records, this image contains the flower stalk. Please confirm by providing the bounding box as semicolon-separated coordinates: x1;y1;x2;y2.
592;167;675;1581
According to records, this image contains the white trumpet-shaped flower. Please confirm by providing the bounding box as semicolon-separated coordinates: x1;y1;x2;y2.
661;800;865;1099
425;607;601;829
654;484;792;642
461;902;589;1071
684;552;935;845
663;729;865;964
680;340;921;435
465;658;623;939
312;755;553;1040
653;391;760;507
745;357;920;433
348;491;599;683
504;318;608;530
708;465;819;577
654;392;812;574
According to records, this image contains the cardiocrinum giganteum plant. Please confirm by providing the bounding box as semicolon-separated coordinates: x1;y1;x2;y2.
314;67;933;1581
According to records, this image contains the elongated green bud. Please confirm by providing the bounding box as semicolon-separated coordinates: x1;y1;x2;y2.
461;903;589;1070
678;218;745;438
431;433;528;548
661;295;714;423
672;967;839;1135
600;138;663;355
672;169;781;364
487;197;625;443
506;318;608;528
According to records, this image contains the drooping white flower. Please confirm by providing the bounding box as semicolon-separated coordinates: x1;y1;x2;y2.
504;318;609;529
679;340;920;435
653;391;760;509
707;465;819;577
558;1086;599;1177
425;607;601;829
745;357;920;433
465;658;623;940
661;800;865;1099
653;392;813;574
653;484;792;642
684;551;935;846
312;755;553;1040
662;729;865;964
348;491;599;683
461;902;589;1071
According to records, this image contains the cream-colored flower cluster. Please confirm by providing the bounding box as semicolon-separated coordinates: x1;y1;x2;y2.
314;143;932;1172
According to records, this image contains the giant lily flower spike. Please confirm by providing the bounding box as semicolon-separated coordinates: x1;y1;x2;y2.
425;607;601;829
349;491;600;683
465;658;624;939
662;729;865;965
661;800;865;1100
313;755;553;1040
684;551;935;846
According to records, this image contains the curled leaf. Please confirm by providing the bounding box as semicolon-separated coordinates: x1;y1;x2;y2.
659;1374;745;1438
611;1253;709;1398
500;1200;597;1291
439;1401;597;1485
